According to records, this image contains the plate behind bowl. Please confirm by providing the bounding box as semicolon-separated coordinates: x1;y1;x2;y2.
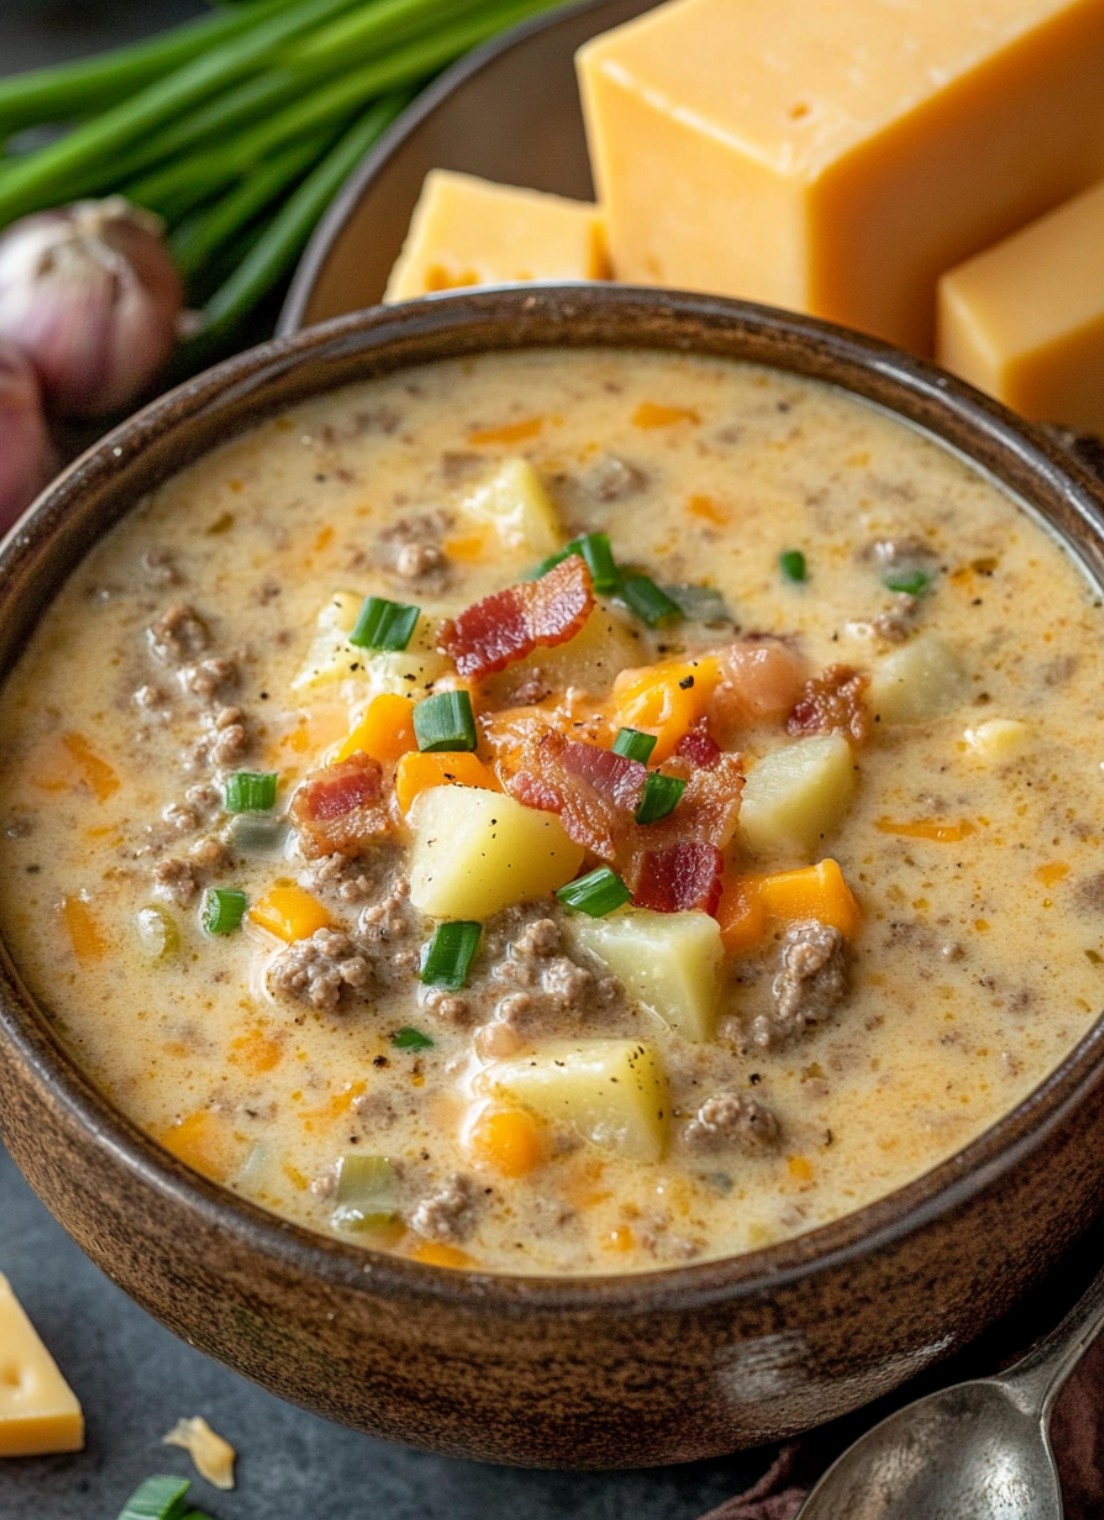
278;0;651;331
5;289;1104;1467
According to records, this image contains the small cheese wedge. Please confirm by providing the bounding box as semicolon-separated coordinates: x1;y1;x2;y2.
937;177;1104;432
577;0;1104;353
384;169;610;303
0;1272;84;1457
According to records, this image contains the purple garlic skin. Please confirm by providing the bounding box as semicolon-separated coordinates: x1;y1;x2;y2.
0;196;184;418
0;337;56;536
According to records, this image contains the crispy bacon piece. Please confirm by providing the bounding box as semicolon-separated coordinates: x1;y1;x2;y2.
620;753;744;892
675;721;721;769
787;665;871;746
291;753;390;859
440;556;594;680
633;842;725;915
506;729;641;860
561;739;647;811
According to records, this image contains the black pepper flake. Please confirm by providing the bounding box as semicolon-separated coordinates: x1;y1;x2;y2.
749;1072;762;1086
372;1055;390;1069
678;675;695;690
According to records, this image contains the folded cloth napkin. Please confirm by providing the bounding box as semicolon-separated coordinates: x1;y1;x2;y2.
697;1337;1104;1519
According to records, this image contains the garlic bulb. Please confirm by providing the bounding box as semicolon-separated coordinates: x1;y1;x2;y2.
0;197;184;418
0;339;56;535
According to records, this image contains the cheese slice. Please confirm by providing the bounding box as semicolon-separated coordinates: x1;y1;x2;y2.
0;1272;84;1457
577;0;1104;354
936;177;1104;432
384;170;610;303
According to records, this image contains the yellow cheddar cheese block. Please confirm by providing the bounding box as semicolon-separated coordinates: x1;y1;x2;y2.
577;0;1104;354
384;169;610;303
0;1272;84;1457
936;177;1104;432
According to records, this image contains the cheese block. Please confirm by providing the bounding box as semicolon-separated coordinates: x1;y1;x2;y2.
936;177;1104;432
577;0;1104;354
0;1272;84;1457
384;170;610;303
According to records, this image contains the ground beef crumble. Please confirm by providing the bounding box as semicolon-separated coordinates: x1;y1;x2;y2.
753;920;849;1048
685;1091;781;1152
148;602;209;665
267;927;374;1011
410;1173;479;1243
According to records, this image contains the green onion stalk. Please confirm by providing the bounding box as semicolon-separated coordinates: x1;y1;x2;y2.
0;0;567;370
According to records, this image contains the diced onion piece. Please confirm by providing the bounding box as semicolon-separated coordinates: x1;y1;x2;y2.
567;908;722;1041
135;904;179;961
408;785;584;920
483;1039;669;1162
331;1155;398;1234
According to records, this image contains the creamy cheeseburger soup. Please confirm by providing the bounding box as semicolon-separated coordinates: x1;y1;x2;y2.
1;348;1102;1277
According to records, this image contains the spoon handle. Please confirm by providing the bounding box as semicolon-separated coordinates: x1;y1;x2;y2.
1004;1259;1104;1418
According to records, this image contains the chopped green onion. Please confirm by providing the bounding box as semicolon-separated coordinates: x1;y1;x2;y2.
392;1025;435;1050
779;549;807;583
202;886;247;936
420;921;482;989
331;1154;398;1234
619;574;684;628
883;568;931;597
556;866;632;917
662;582;734;624
135;905;180;962
413;690;478;752
115;1475;193;1520
349;595;420;651
570;531;620;593
635;773;687;825
612;727;657;764
223;770;278;812
531;531;620;593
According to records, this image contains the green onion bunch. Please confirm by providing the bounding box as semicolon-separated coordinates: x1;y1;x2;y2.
0;0;563;363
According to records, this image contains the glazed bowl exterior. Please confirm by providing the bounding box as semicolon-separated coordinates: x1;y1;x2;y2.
3;287;1104;1468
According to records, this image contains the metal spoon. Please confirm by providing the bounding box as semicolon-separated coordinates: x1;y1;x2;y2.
796;1260;1104;1519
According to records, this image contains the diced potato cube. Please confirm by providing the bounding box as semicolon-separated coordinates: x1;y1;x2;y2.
485;601;644;702
293;591;449;695
739;733;856;858
483;1039;669;1161
963;717;1030;760
408;785;584;920
868;631;967;725
460;457;562;557
566;908;722;1041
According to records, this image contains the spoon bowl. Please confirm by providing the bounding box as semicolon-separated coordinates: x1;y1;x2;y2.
798;1252;1104;1519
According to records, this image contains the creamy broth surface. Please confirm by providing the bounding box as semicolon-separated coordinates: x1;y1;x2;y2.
2;347;1103;1276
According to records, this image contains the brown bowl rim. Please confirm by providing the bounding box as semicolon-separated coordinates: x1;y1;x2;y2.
4;282;1104;1317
